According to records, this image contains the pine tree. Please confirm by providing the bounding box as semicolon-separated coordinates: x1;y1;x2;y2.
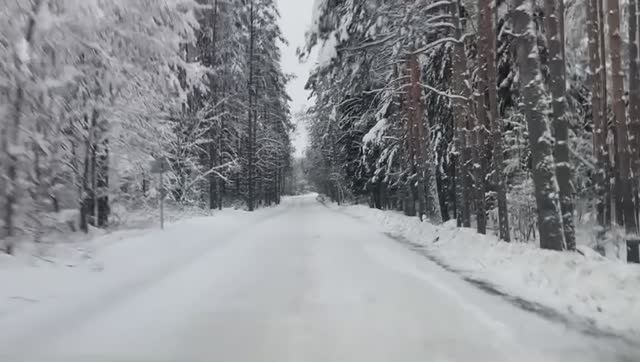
0;0;293;253
544;0;576;249
628;0;640;227
513;0;565;251
607;0;637;234
479;0;510;241
451;0;472;228
588;0;611;233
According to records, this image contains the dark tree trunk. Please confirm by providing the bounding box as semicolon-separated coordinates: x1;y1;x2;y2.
473;92;488;235
405;54;427;220
96;138;110;227
480;0;510;241
513;0;565;251
588;0;610;234
608;0;638;234
436;168;449;221
544;0;576;249
246;0;256;211
3;0;43;253
599;0;613;225
628;0;640;229
474;7;489;235
450;0;472;228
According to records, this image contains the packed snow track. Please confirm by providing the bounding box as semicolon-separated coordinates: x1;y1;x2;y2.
1;195;638;362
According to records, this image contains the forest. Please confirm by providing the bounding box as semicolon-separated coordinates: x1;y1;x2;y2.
0;0;293;254
303;0;640;261
1;2;640;356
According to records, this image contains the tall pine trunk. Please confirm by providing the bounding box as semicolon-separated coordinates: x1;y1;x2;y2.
207;0;219;210
608;0;638;234
217;118;223;210
544;0;576;250
475;0;489;235
473;86;487;234
628;0;640;227
588;0;611;234
406;53;439;221
247;0;256;211
451;0;472;228
513;0;565;251
3;0;43;254
406;53;424;219
479;0;510;241
599;0;614;225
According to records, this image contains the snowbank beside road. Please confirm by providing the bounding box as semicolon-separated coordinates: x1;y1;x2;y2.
0;205;283;328
328;202;640;340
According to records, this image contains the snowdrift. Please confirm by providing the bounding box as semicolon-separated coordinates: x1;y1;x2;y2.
329;203;640;340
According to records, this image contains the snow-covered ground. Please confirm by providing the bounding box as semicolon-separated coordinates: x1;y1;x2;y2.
1;194;638;361
327;201;640;342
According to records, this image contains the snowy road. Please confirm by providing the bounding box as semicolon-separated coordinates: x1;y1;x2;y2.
1;195;638;362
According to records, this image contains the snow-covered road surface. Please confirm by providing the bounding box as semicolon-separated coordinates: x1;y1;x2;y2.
1;194;638;362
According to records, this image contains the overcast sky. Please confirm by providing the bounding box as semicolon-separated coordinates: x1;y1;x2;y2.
277;0;315;158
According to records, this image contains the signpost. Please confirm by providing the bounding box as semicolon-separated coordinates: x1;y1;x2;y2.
150;157;169;230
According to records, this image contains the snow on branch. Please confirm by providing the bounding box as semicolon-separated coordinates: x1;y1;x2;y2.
411;36;463;54
420;83;468;101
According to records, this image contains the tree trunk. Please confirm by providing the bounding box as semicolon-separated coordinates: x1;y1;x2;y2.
247;0;256;211
235;133;241;199
30;120;46;243
451;0;472;228
599;0;612;225
209;139;217;209
80;115;92;234
473;1;489;235
406;53;429;220
479;0;510;241
462;137;473;227
208;0;220;210
588;0;611;234
608;0;638;234
436;167;449;220
97;138;110;227
628;0;640;227
544;0;576;249
473;87;488;234
91;122;98;227
217;119;223;210
4;85;24;253
3;0;43;254
513;0;565;251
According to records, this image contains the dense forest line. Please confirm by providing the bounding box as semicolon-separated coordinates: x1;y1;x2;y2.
0;0;293;254
303;0;640;260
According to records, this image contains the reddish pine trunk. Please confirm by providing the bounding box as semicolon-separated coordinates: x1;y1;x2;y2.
607;0;638;234
479;0;510;241
588;0;611;233
450;0;472;228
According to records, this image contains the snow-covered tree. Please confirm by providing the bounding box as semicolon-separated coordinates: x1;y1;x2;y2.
0;0;293;253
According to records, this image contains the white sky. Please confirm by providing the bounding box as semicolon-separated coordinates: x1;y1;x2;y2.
277;0;315;158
